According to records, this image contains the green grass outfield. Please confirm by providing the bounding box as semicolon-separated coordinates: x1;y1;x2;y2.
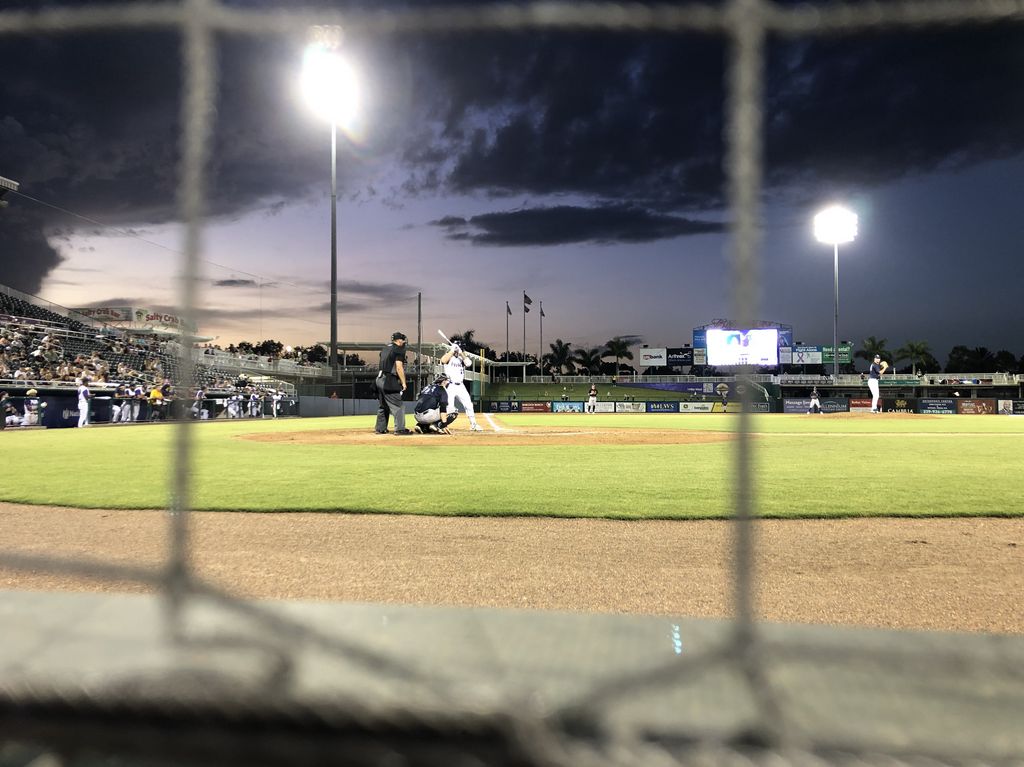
1;414;1022;519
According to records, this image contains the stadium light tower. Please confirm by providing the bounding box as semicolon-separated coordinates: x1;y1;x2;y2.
813;205;858;377
0;175;20;209
300;34;359;380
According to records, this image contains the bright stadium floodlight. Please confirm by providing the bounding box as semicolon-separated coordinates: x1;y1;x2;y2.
814;205;858;377
301;44;360;130
300;38;360;380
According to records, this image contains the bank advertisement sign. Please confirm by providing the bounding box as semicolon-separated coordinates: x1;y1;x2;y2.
637;348;668;367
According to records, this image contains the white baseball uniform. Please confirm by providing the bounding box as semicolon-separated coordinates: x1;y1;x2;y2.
77;384;91;427
443;350;480;429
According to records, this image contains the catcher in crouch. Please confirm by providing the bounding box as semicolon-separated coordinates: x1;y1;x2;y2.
414;375;459;434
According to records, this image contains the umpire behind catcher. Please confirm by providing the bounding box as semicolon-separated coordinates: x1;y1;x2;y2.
375;331;411;435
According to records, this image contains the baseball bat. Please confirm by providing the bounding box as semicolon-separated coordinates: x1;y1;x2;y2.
437;330;486;362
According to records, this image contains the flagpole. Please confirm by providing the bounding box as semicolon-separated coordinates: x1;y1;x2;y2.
522;290;527;383
539;301;543;378
505;302;510;383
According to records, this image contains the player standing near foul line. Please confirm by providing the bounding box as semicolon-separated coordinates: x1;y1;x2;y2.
440;341;483;431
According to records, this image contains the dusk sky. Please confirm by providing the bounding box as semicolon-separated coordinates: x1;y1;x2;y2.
2;0;1023;365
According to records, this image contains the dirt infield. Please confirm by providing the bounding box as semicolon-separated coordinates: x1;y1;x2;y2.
241;425;734;447
2;502;1021;634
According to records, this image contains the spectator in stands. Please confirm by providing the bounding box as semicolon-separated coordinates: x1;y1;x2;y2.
1;391;19;428
148;384;165;421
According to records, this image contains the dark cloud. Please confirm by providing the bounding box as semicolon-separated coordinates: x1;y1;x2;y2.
0;208;63;294
213;279;258;288
4;0;1024;300
404;19;1024;208
339;280;418;301
433;205;724;246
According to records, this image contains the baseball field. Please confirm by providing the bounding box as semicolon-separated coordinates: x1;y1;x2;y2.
2;413;1022;633
1;413;1022;517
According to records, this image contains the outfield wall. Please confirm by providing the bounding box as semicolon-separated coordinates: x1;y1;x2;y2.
483;399;1024;415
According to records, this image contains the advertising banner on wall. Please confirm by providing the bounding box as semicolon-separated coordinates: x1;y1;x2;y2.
72;306;134;322
646;401;680;413
553;401;585;413
918;398;957;414
666;348;694;366
615;402;647;413
520;401;552;413
779;347;793;364
678;401;714;413
637;348;668;367
822;345;853;364
693;348;707;365
849;397;873;412
693;328;706;349
487;401;521;413
784;398;850;413
792;346;823;365
594;401;616;413
880;398;918;414
957;399;996;415
629;382;707;393
1013;401;1024;415
746;402;771;412
997;400;1015;415
712;402;741;413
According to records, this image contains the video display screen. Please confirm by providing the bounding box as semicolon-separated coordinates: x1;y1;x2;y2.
706;328;779;366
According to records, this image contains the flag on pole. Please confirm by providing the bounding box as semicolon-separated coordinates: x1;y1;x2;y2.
540;303;545;318
524;292;532;312
506;301;512;316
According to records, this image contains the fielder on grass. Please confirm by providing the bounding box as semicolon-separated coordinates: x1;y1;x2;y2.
440;341;483;431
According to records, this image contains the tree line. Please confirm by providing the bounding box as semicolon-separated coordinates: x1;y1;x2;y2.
220;334;1023;375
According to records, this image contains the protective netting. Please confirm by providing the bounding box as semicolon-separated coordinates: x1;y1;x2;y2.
2;2;1024;765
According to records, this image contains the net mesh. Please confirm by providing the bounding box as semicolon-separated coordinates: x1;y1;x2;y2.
2;2;1024;765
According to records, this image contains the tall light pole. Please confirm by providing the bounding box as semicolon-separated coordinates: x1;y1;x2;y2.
301;37;359;380
813;205;858;378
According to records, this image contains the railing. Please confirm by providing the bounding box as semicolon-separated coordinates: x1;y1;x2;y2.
192;348;330;378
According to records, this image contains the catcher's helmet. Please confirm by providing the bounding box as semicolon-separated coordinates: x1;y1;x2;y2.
434;374;449;385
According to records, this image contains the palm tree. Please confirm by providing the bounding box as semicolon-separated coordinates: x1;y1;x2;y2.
448;329;482;354
895;340;932;375
544;339;574;375
573;346;603;375
603;337;634;374
855;336;890;366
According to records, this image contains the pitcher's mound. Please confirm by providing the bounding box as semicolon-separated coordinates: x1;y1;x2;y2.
242;426;733;447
